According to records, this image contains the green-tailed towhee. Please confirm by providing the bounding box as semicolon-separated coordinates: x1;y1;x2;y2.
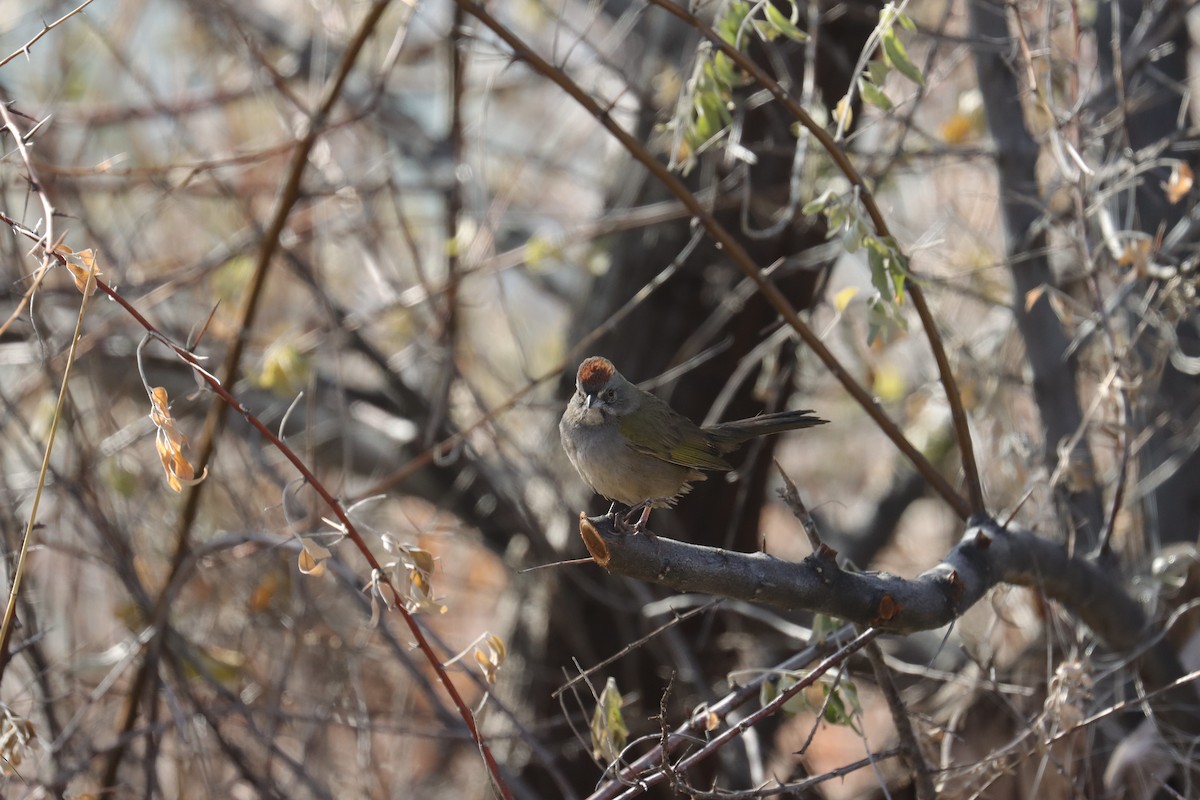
560;356;827;529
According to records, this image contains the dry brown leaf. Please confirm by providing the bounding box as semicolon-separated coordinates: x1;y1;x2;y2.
1024;285;1046;312
1164;162;1193;205
248;572;279;612
474;634;507;685
298;539;331;576
1117;238;1152;277
148;386;206;492
62;248;100;296
298;548;326;576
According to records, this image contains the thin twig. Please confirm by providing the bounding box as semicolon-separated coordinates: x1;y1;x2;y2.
425;1;468;447
553;601;722;698
863;636;936;799
0;273;92;683
687;747;903;798
774;460;825;554
0;0;96;69
0;100;69;683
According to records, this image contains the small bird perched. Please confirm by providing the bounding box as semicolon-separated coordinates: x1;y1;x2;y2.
560;356;827;530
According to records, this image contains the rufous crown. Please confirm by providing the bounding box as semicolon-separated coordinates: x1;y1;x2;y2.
577;356;616;393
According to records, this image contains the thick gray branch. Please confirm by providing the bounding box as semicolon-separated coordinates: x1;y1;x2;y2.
579;513;1199;745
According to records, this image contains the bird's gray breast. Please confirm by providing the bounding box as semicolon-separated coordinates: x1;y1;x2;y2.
561;412;637;501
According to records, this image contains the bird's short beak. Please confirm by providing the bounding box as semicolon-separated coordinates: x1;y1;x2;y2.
585;393;596;410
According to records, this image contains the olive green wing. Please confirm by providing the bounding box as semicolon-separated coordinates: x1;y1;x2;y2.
617;393;732;471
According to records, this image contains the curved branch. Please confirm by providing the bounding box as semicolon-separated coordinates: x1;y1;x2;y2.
457;0;972;520
578;513;1199;746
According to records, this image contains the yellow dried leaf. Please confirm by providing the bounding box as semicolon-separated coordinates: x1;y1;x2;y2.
410;566;431;596
149;386;169;420
1047;292;1073;325
940;113;973;144
871;363;906;403
402;566;446;614
833;286;858;313
0;710;37;777
256;340;311;396
486;633;506;663
473;633;507;684
474;648;498;684
834;96;853;130
297;538;332;577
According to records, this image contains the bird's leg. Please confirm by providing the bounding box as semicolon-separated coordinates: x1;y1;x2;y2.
615;501;655;536
634;504;653;531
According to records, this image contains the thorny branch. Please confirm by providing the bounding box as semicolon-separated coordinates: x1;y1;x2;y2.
579;512;1200;756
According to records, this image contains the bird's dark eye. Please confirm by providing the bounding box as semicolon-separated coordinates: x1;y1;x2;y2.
601;389;616;403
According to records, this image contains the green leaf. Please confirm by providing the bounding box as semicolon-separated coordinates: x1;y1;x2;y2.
882;30;924;86
591;678;629;763
760;677;780;707
764;2;809;42
780;674;808;715
868;59;890;86
712;51;740;87
801;189;835;217
859;77;893;111
843;227;863;253
867;242;891;297
716;1;752;46
752;18;779;41
690;112;714;145
867;295;908;346
822;687;848;724
704;85;730;121
892;251;909;302
826;201;848;232
810;613;839;642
